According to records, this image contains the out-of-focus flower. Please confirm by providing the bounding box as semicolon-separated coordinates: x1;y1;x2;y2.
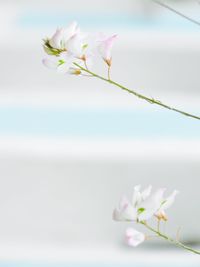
125;228;145;247
98;34;117;66
113;185;153;222
113;185;178;223
138;188;179;221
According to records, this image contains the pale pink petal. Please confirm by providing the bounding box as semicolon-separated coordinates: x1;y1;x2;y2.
125;228;145;247
42;58;57;69
113;196;137;221
119;195;129;210
98;34;117;62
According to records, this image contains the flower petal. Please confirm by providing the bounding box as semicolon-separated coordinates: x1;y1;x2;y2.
138;207;155;222
125;228;145;247
98;34;117;62
63;21;79;46
137;188;166;221
132;185;141;207
49;28;63;49
162;190;179;210
113;196;137;221
141;185;152;201
42;58;57;69
49;22;79;50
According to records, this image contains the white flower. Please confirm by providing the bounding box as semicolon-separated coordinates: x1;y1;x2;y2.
125;228;145;247
113;185;153;222
98;34;117;66
137;187;166;222
139;188;179;221
49;21;79;50
43;22;119;74
42;52;77;74
113;185;178;223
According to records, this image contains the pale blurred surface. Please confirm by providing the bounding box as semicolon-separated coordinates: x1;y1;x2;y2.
0;0;200;265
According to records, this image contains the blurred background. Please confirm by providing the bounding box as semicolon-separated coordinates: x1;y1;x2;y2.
0;0;200;266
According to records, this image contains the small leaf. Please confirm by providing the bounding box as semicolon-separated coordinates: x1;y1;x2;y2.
58;59;65;66
82;43;88;50
138;207;145;215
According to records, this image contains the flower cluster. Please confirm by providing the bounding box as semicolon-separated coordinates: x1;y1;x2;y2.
113;185;179;247
42;21;117;75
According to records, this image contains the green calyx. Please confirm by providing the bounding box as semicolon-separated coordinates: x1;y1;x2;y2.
43;39;65;56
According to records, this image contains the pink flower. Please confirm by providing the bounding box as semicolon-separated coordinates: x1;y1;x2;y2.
125;228;145;247
98;34;117;66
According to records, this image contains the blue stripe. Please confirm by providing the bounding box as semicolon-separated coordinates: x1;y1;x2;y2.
17;12;199;31
0;107;199;138
0;262;197;267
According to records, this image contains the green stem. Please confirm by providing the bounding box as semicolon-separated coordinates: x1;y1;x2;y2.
157;219;160;232
141;222;200;255
74;63;200;121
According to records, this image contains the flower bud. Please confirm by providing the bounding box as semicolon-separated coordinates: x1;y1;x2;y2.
68;68;81;75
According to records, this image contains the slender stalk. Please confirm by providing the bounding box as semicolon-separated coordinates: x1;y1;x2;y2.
74;63;200;121
140;221;200;255
157;219;160;232
176;227;181;242
108;66;111;80
152;0;200;27
83;60;89;71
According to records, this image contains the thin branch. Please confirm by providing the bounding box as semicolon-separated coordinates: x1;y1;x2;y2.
141;222;200;255
152;0;200;27
74;63;200;121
